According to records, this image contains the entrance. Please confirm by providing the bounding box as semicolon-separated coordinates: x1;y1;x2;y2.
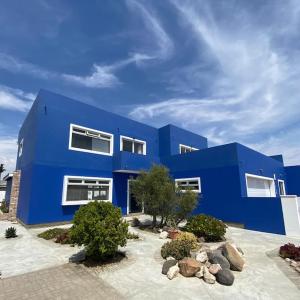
127;179;142;214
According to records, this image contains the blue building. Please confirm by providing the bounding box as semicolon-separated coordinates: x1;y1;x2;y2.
13;90;300;235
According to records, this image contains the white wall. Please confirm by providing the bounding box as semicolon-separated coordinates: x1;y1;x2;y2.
281;196;300;237
0;190;5;202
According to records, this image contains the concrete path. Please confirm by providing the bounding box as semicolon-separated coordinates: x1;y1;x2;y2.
97;225;300;300
0;221;80;278
0;264;124;300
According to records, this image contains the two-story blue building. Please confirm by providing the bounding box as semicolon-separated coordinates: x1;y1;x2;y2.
12;90;300;235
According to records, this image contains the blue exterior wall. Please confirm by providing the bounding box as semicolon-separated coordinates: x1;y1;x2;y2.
285;166;300;196
14;89;294;234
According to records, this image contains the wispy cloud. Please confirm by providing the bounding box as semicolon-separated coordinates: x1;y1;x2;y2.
130;0;300;164
126;0;173;60
0;137;17;172
0;85;34;112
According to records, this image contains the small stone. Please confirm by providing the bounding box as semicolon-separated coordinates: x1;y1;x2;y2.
205;261;211;268
159;231;169;239
209;264;222;275
203;266;216;284
208;250;230;270
162;260;177;275
290;260;298;268
222;243;245;271
179;258;202;277
167;264;179;280
216;269;235;286
166;256;175;261
195;266;204;278
158;229;163;233
196;252;208;263
285;258;291;263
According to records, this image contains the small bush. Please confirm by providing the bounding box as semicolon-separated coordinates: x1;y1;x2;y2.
127;232;139;239
38;228;66;240
185;214;227;242
175;232;198;250
279;243;300;261
0;201;9;213
161;239;193;260
70;201;128;261
5;227;17;238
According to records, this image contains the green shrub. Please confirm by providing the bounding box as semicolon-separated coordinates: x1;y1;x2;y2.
126;232;139;239
161;239;193;260
0;201;9;213
175;232;198;250
38;228;66;240
185;214;227;242
70;201;128;260
5;227;17;238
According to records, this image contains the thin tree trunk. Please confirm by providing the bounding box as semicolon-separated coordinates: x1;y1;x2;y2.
153;215;157;227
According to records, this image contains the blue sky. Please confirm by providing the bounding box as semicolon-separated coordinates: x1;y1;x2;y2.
1;0;300;172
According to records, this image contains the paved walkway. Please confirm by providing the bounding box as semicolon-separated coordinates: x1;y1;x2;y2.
0;264;124;300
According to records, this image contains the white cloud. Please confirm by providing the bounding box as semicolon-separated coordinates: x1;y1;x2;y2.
130;0;300;165
0;137;17;173
126;0;173;60
0;85;34;112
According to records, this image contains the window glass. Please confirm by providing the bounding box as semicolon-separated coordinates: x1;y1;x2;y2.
121;137;145;155
134;142;143;154
279;181;286;195
122;139;133;152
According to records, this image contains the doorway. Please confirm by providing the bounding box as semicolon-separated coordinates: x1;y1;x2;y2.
127;179;142;214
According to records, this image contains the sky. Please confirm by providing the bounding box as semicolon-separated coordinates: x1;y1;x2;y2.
0;0;300;172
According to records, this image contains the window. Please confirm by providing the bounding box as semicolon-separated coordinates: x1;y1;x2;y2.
62;176;112;205
69;124;113;156
278;180;286;196
175;177;201;193
120;136;146;155
179;144;199;154
18;139;24;157
245;174;276;197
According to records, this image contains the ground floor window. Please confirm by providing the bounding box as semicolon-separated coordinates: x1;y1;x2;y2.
278;180;286;196
62;176;112;205
245;173;276;197
175;177;201;193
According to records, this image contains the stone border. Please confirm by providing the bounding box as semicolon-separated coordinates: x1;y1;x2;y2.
266;248;300;290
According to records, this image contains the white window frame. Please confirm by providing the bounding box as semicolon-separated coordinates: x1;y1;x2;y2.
245;173;276;198
278;180;286;196
62;175;113;206
69;124;114;156
18;138;24;157
179;144;199;154
120;135;146;155
175;177;201;193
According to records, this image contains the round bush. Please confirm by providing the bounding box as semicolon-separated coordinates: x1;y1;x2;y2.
161;239;193;260
175;232;198;250
185;214;227;242
70;201;128;260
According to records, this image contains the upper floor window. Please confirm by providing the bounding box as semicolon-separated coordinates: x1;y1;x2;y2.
120;136;146;155
278;180;286;196
18;139;24;157
179;144;199;154
69;124;113;156
62;176;112;205
175;177;201;193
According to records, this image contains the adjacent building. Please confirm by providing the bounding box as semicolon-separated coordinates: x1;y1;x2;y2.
9;90;300;235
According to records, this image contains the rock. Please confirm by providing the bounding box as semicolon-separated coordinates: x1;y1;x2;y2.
208;250;230;270
158;229;163;233
167;264;179;280
198;237;206;243
216;269;235;286
166;256;175;261
295;267;300;273
222;243;245;271
162;260;177;275
195;266;204;278
237;247;244;256
203;266;216;284
285;258;291;263
196;252;208;263
159;231;169;239
205;261;211;268
69;250;86;263
179;258;202;277
290;260;298;268
209;264;222;275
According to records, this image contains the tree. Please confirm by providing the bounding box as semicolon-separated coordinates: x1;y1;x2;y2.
0;164;5;180
131;165;198;227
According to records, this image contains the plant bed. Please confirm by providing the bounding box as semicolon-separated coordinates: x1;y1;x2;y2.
38;227;73;245
279;243;300;274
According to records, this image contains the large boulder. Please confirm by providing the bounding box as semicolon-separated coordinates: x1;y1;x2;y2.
215;269;234;286
179;258;202;277
222;243;245;271
208;250;230;270
203;266;216;284
162;260;177;275
167;264;179;280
